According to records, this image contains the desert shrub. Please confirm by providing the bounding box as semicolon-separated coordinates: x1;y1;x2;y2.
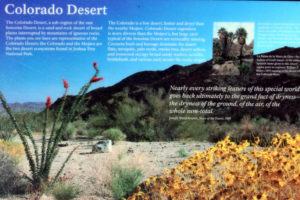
112;165;143;200
206;122;228;143
0;152;29;195
214;56;225;65
238;63;253;76
115;88;180;141
62;123;76;141
113;90;148;141
87;104;112;137
87;127;100;139
177;148;188;158
102;128;126;144
0;130;14;141
0;116;15;140
0;112;44;141
72;119;88;136
129;133;300;200
228;55;238;60
51;182;79;200
230;116;274;146
15;111;44;133
176;120;208;141
143;89;180;141
94;88;180;141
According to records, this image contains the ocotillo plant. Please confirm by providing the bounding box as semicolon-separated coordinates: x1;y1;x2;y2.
0;62;103;190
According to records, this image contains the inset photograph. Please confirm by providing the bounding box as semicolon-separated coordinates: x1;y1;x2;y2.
213;22;254;76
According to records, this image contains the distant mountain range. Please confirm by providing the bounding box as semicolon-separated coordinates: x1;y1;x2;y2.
0;102;45;115
3;46;299;122
51;46;300;122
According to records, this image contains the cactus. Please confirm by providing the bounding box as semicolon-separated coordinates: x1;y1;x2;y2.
0;62;103;191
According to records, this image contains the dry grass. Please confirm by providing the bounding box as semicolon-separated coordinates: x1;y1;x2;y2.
75;144;157;199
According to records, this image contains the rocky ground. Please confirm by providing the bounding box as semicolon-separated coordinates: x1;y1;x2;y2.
7;137;213;200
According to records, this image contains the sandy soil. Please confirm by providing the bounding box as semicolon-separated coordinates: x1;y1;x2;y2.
9;136;213;200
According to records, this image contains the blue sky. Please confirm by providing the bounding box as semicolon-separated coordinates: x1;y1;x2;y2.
1;0;300;103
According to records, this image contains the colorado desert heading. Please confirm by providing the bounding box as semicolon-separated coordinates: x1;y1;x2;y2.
5;4;108;15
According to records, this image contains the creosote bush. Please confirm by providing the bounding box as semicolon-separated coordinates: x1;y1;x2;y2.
112;88;180;141
72;119;88;136
102;128;126;144
62;123;76;141
51;182;79;200
0;61;103;192
112;164;143;200
129;133;300;200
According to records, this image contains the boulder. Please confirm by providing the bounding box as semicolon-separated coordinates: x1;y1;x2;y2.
92;140;112;153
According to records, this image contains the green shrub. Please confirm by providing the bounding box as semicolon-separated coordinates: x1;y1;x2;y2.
86;127;100;139
51;182;79;200
0;130;14;141
228;55;238;61
15;111;44;133
177;148;188;157
102;128;126;144
176;120;208;141
111;165;143;199
0;152;29;195
0;116;15;141
238;63;253;76
87;104;112;134
143;89;180;141
62;123;76;141
72;120;88;136
214;56;225;65
115;88;180;141
206;122;228;143
113;89;147;141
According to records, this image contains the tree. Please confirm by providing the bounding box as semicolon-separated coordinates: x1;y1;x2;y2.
213;40;222;57
217;27;229;59
235;28;248;64
227;32;236;57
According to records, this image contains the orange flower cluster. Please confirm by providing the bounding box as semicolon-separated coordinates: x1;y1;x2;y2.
0;139;24;163
128;133;300;200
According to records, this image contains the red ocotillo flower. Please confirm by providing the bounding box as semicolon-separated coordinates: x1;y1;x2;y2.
90;77;104;83
93;62;98;69
46;96;51;108
63;78;69;89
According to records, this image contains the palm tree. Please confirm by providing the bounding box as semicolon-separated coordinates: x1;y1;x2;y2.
217;27;229;59
227;32;236;58
213;40;222;57
235;28;248;64
218;27;228;39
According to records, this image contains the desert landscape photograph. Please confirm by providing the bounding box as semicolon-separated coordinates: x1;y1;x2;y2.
1;0;300;200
